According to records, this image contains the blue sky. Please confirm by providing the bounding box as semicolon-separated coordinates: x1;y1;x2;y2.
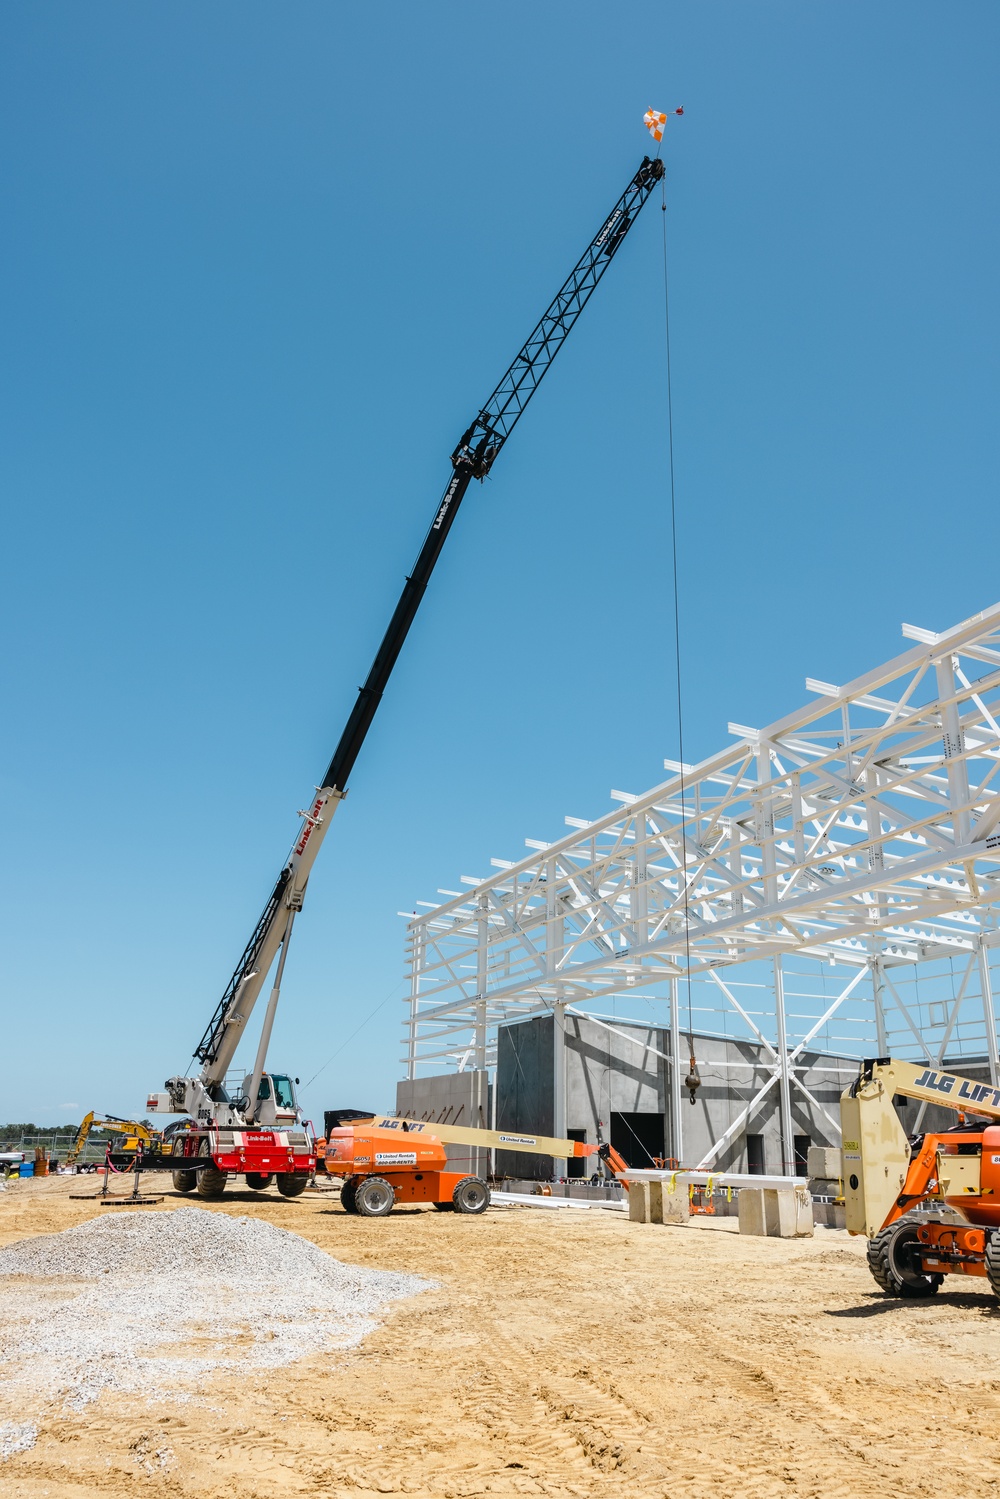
2;4;998;1126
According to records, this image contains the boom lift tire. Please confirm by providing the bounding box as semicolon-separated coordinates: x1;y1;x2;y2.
340;1179;358;1214
353;1176;396;1217
245;1173;272;1191
867;1219;943;1298
172;1169;197;1194
452;1176;490;1214
985;1231;1000;1299
276;1173;307;1199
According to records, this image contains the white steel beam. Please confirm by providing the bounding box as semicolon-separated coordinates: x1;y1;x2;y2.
402;604;1000;1169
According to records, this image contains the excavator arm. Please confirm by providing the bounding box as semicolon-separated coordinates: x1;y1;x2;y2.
66;1113;158;1167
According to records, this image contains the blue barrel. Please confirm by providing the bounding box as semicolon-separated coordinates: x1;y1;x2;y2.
18;1162;34;1178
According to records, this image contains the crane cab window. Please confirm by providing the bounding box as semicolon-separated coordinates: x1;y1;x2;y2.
257;1077;272;1101
270;1075;297;1110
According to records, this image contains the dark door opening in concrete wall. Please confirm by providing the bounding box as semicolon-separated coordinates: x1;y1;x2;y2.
746;1134;765;1174
566;1129;587;1178
610;1112;664;1167
794;1134;811;1176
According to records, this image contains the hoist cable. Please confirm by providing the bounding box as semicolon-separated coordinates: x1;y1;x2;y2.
659;174;699;1100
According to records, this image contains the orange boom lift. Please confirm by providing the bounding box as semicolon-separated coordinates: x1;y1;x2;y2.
323;1114;629;1217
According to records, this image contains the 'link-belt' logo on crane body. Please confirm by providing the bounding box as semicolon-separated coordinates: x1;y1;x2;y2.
595;207;622;249
432;475;462;531
294;795;324;858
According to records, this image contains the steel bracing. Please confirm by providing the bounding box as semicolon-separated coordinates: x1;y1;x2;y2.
401;604;1000;1170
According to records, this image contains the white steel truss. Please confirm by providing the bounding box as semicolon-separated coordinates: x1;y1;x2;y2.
401;604;1000;1169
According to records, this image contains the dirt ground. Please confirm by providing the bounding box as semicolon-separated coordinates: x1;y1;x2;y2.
3;1177;1000;1498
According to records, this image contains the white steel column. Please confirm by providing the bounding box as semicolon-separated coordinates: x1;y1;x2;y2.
475;894;488;1070
978;937;1000;1088
668;975;683;1164
552;999;567;1177
936;655;972;846
773;956;793;1175
547;855;568;1176
406;924;422;1081
871;957;887;1056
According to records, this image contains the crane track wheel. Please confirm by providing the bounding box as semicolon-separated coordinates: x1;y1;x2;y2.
276;1173;307;1199
866;1219;942;1298
985;1231;1000;1299
244;1173;272;1191
452;1176;490;1215
172;1169;197;1194
340;1179;358;1214
353;1177;396;1217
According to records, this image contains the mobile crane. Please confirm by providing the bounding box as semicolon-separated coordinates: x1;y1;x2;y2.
842;1057;1000;1297
322;1114;631;1216
145;154;667;1198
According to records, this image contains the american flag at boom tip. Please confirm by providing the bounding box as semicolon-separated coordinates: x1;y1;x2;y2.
643;106;683;143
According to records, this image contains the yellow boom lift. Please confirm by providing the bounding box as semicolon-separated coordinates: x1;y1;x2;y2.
842;1057;1000;1296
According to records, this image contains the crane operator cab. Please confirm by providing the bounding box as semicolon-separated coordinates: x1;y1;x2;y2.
254;1072;300;1128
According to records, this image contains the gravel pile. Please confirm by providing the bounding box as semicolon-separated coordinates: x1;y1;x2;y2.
0;1207;430;1409
0;1421;37;1461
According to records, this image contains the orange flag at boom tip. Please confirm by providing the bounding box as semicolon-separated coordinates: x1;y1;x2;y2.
643;106;683;143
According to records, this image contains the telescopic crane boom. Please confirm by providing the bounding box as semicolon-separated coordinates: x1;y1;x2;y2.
159;154;665;1131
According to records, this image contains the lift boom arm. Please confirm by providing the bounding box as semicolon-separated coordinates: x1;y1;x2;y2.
335;1116;630;1177
192;155;666;1090
375;1115;627;1167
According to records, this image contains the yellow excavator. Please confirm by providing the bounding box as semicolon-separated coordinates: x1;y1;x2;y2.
66;1112;163;1167
842;1057;1000;1297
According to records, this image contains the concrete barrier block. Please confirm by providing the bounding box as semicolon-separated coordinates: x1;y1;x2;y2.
661;1185;690;1226
738;1188;767;1236
765;1189;798;1238
807;1146;842;1181
795;1187;814;1237
647;1180;664;1223
628;1181;651;1222
738;1188;804;1238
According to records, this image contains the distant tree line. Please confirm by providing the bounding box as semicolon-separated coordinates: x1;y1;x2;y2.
0;1123;78;1141
1;1121;153;1140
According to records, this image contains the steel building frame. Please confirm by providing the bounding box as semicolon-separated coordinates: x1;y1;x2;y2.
401;604;1000;1171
